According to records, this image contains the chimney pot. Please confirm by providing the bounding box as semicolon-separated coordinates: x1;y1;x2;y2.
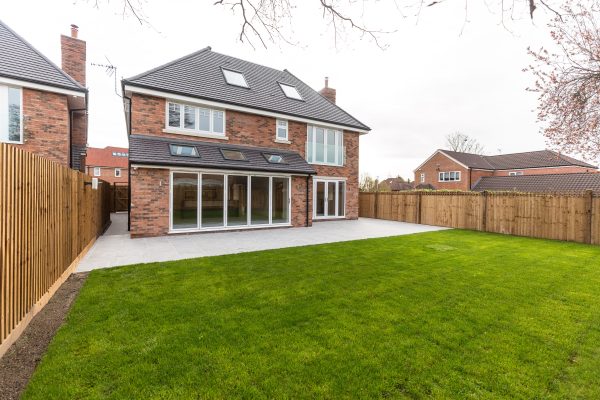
325;77;329;88
70;24;79;39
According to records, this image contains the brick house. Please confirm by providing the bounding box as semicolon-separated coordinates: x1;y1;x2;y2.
0;21;88;169
414;149;597;191
85;146;129;184
122;47;370;237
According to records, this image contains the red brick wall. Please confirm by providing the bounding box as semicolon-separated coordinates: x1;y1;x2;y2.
60;35;86;86
130;168;170;238
129;93;360;236
86;166;129;184
414;152;471;191
71;110;87;170
17;88;70;166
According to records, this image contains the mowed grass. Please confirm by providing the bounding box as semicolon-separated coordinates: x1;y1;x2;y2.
23;230;600;399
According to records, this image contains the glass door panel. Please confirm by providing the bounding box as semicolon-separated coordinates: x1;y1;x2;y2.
338;181;345;216
227;175;248;226
327;182;336;216
272;177;290;223
251;176;270;225
172;173;198;229
316;181;325;217
201;174;224;227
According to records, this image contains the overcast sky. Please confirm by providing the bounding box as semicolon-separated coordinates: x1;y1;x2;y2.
2;0;566;179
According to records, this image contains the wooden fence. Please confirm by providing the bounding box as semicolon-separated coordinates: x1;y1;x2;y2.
359;191;600;245
0;144;111;356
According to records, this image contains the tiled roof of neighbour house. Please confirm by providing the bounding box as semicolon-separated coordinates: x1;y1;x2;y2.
0;20;86;92
122;47;370;131
86;147;129;168
381;178;414;191
129;134;316;175
438;149;597;170
472;173;600;194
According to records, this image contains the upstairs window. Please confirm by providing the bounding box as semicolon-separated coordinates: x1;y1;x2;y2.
420;173;425;183
0;85;22;144
93;167;101;177
167;102;225;136
438;171;461;182
222;69;249;88
276;119;288;141
170;144;199;157
279;83;303;100
115;168;122;177
221;149;247;161
306;126;343;166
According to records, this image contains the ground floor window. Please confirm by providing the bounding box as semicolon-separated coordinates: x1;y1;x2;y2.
314;179;345;219
171;171;291;231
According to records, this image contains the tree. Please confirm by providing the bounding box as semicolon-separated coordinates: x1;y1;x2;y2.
445;132;486;154
92;0;563;49
527;0;600;160
359;173;379;192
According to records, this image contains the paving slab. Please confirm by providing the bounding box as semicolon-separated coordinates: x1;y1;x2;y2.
77;213;448;271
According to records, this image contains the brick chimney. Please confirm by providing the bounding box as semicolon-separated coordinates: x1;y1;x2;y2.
319;77;336;104
61;24;86;86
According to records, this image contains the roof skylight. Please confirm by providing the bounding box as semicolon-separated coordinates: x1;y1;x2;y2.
169;144;199;157
279;83;303;100
221;149;247;161
264;154;285;164
222;69;249;88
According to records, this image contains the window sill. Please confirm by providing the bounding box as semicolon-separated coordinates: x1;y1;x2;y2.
308;161;344;167
274;139;291;144
1;140;23;145
163;128;229;140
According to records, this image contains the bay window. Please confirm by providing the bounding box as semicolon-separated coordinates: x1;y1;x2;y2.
167;101;225;136
306;126;343;166
0;85;22;144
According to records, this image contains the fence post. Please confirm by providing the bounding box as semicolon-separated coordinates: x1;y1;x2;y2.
481;191;488;232
416;191;422;224
584;190;593;244
374;191;379;219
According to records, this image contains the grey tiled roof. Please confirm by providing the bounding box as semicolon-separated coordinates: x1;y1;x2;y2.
129;134;316;175
441;149;597;170
123;48;369;131
472;173;600;194
0;20;86;92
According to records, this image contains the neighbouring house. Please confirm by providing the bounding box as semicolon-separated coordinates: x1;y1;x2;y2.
380;177;414;191
85;146;129;184
0;21;88;169
414;149;597;191
472;172;600;194
122;47;370;237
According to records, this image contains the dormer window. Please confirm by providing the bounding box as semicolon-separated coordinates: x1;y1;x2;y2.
222;69;248;88
279;83;303;100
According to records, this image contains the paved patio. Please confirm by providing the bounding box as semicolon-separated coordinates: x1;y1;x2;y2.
77;213;447;271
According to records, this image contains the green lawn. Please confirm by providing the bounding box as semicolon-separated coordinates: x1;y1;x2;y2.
23;230;600;399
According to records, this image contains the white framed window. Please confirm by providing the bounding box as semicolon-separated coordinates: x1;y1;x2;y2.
93;167;101;177
306;126;344;166
167;101;225;136
509;171;524;176
420;173;425;183
0;85;23;144
115;168;121;177
438;171;461;182
276;119;288;141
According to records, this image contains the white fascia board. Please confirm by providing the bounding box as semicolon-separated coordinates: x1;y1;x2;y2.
124;84;369;134
0;76;85;97
130;163;308;177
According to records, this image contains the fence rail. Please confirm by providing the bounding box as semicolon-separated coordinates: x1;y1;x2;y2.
359;191;599;245
0;144;111;356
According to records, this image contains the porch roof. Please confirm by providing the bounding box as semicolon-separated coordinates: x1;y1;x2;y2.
129;134;316;175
